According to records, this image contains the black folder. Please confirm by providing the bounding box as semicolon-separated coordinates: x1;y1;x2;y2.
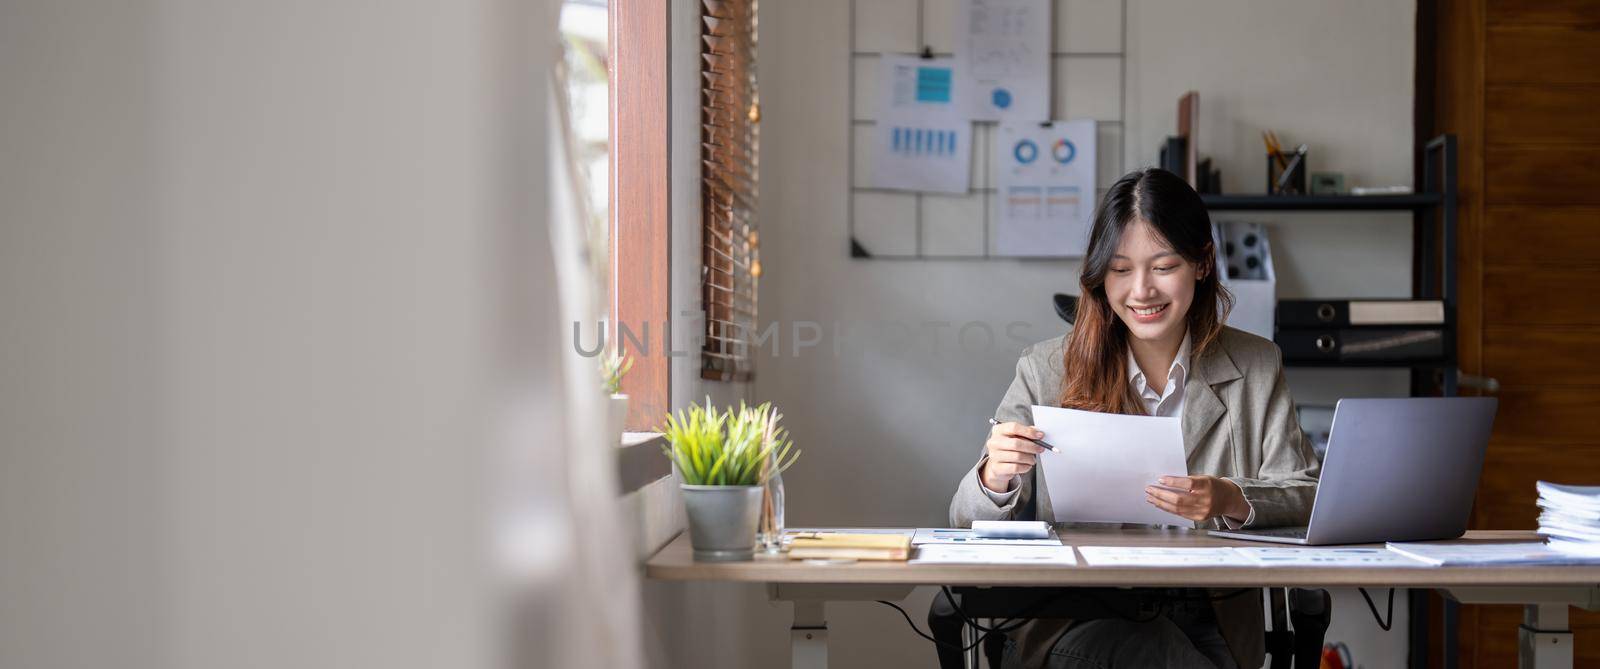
1277;299;1445;327
1276;328;1446;363
1159;136;1186;176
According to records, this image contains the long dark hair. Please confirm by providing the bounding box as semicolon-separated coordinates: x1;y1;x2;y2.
1056;168;1233;414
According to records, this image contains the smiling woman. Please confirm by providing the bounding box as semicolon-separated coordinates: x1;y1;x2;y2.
951;168;1321;669
1061;168;1232;417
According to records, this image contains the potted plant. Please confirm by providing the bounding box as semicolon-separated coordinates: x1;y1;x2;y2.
660;399;799;561
599;349;632;441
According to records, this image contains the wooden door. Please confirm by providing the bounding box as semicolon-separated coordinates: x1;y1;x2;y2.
1432;0;1600;665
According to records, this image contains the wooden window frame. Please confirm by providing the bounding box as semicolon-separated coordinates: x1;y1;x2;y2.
609;0;670;430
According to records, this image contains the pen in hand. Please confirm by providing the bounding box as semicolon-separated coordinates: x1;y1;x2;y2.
988;417;1061;453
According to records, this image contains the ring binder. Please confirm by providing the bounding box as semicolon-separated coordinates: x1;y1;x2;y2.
1275;328;1446;363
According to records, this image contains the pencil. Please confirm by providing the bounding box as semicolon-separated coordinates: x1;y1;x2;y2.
1262;130;1287;170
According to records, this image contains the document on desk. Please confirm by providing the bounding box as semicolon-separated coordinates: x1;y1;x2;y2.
1385;541;1600;566
1032;405;1189;525
1235;547;1433;568
1076;546;1251;567
912;544;1079;566
912;528;1062;546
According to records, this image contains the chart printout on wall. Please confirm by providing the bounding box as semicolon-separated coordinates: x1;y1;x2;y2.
870;54;973;193
954;0;1050;122
994;120;1096;256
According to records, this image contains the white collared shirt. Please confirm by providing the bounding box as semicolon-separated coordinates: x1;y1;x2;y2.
1129;333;1191;419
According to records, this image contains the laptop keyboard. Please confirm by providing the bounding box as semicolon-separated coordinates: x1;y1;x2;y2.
1234;527;1308;539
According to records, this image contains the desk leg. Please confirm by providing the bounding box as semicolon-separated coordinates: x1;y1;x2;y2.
1520;604;1572;669
791;600;828;669
768;584;915;669
1443;587;1599;669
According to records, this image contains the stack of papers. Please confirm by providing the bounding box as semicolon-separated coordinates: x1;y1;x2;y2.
1537;481;1600;558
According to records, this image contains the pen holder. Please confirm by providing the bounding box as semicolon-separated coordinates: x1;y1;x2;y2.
1267;151;1307;195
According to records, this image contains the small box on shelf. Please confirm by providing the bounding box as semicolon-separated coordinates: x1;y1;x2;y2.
1214;221;1275;340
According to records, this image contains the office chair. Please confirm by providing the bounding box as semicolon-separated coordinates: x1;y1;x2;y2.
1052;293;1077;325
930;586;1331;669
924;295;1333;668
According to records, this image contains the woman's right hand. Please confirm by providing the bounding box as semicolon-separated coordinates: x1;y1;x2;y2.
980;421;1047;493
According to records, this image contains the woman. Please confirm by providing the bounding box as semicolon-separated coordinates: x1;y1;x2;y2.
950;168;1320;669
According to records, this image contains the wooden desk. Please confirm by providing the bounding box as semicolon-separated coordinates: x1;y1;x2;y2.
645;528;1600;668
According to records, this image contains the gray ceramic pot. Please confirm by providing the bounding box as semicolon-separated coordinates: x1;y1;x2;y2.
681;484;763;561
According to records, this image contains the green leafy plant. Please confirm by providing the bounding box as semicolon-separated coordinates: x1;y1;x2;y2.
660;399;800;486
599;349;633;395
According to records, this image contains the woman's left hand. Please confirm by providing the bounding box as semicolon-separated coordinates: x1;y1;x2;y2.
1145;475;1251;523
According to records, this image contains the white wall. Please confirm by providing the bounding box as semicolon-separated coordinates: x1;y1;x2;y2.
0;1;561;668
1126;0;1419;410
682;1;1421;667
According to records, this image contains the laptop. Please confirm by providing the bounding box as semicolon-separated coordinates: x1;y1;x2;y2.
1210;397;1497;546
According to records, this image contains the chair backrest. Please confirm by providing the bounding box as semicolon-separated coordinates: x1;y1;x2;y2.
1052;293;1077;324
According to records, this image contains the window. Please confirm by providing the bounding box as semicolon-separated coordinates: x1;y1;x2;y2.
558;0;610;303
564;0;750;427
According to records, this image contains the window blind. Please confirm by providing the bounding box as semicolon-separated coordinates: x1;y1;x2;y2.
700;0;760;381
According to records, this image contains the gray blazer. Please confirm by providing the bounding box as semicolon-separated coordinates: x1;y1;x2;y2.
949;326;1320;668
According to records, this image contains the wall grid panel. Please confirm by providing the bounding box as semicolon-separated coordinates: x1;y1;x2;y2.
846;0;1127;259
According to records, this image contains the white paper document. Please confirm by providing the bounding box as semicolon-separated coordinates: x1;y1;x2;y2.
1032;404;1189;525
912;528;1062;546
912;544;1079;566
1386;541;1600;566
1540;505;1600;523
994;121;1097;256
1234;547;1433;568
870;55;972;193
1537;515;1600;542
954;0;1050;121
1539;481;1600;504
1547;537;1600;558
972;519;1053;539
1076;546;1251;567
785;527;916;537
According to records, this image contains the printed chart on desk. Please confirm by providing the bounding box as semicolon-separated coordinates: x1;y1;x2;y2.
847;0;1129;259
